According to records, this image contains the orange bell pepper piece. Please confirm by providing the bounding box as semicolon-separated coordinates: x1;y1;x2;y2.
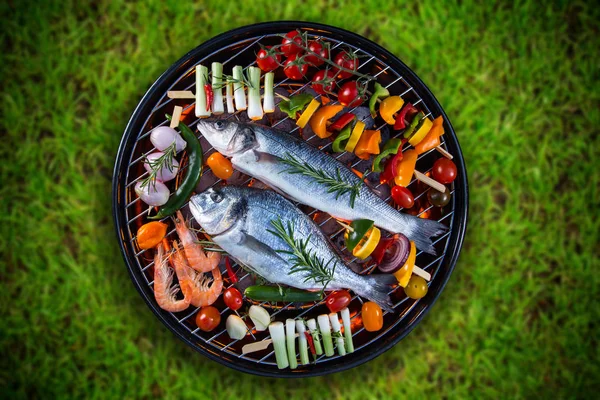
394;149;417;186
414;116;444;154
354;130;381;160
310;104;344;138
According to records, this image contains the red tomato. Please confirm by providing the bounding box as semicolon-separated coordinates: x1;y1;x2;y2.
281;30;304;56
391;186;415;209
305;40;329;66
311;69;336;94
333;51;359;79
256;46;281;72
432;158;457;184
325;290;352;313
196;306;221;332
337;81;365;107
223;287;243;311
283;56;308;80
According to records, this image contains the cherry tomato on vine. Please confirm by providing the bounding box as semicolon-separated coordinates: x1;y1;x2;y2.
311;69;336;95
431;158;457;184
361;301;383;332
391;186;415;209
281;31;304;56
223;287;243;311
283;55;308;80
325;290;352;313
256;46;281;72
337;81;365;107
333;50;359;79
305;40;329;66
196;306;221;332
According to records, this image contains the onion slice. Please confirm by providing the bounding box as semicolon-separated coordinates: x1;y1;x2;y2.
376;233;410;273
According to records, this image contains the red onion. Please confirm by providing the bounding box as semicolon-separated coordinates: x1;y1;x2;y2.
143;152;179;182
376;234;410;273
150;126;186;153
134;181;170;206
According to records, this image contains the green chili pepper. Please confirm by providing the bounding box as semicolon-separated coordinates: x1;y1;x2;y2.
279;93;314;119
332;124;353;153
372;138;402;172
403;111;425;139
368;82;390;117
150;117;203;220
345;219;375;252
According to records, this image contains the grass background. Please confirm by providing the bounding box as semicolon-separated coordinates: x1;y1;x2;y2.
1;0;598;398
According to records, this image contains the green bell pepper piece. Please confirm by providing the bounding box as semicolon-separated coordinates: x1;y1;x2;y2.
332;124;353;153
369;82;390;117
403;111;425;139
345;219;375;252
278;93;314;119
371;138;402;172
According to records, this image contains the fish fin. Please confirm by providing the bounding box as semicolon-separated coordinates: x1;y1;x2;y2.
227;126;257;154
236;231;286;262
408;218;449;255
358;274;397;313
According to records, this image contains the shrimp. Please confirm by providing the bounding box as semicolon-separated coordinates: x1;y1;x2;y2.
153;243;191;312
174;210;221;272
173;241;223;307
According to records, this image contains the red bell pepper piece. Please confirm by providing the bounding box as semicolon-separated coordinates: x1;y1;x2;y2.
224;257;238;284
329;112;355;132
370;237;395;264
379;139;407;184
204;84;213;112
394;103;418;130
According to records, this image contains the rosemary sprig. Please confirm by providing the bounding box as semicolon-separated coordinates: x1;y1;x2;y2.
140;141;178;189
268;217;336;292
280;153;361;208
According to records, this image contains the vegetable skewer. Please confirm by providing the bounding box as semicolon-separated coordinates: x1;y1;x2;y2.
296;320;310;365
211;62;224;115
195;65;210;118
340;308;354;353
329;313;346;356
269;322;289;369
317;314;335;357
285;319;298;369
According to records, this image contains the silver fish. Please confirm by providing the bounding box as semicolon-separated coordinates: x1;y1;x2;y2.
189;186;397;311
197;119;447;254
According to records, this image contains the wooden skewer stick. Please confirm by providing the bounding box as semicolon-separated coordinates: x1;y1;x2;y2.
167;90;195;99
170;106;183;128
242;333;299;354
335;220;354;232
413;170;446;193
435;146;453;160
412;266;431;281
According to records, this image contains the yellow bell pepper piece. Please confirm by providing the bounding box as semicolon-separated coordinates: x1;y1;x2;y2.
394;149;418;187
352;227;381;259
408;117;433;146
296;99;321;128
344;120;366;153
394;241;416;287
379;96;404;125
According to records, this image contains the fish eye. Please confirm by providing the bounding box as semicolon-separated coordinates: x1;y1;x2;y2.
210;191;223;203
215;120;225;131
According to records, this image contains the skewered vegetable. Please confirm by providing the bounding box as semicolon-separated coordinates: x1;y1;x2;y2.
329;112;355;132
296;320;310;365
207;152;233;180
372;138;402;172
226;314;248;340
325;290;352;313
403;111;424;139
136;221;167;250
225;82;235;114
344;120;366;152
394;103;417;130
404;275;429;299
317;314;335;356
415;116;444;154
432;158;457;184
244;286;323;302
345;219;374;252
211;62;224;115
247;66;263;120
285;319;298;369
379;96;404;125
353;226;381;259
232;66;247;111
196;306;221;332
306;318;323;355
248;305;271;331
340;307;354;353
195;65;210;118
310;104;344;138
394;149;418;187
361;302;383;332
394;241;416;287
150;126;186;153
391;185;415;209
296;98;321;128
278;93;313;119
269;321;289;369
223;287;243;311
263;72;275;113
329;313;346;356
369;82;390;117
408;117;433;146
375;233;410;273
332;124;352;153
354;129;381;160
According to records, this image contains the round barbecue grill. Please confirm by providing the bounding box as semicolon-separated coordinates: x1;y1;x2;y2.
112;21;468;377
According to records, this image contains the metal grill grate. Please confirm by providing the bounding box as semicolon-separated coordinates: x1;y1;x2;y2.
114;24;465;376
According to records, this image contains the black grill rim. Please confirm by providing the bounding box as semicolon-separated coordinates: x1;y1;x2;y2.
112;20;469;378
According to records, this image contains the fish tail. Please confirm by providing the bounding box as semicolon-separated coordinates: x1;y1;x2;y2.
407;217;448;255
357;274;397;313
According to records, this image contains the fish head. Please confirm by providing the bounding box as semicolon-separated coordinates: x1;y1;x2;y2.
189;187;245;236
197;120;256;156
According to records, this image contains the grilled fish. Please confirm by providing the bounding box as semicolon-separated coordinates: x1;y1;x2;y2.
197;119;447;254
189;186;397;311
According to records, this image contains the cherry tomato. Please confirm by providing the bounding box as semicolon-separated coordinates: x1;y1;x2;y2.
337;81;365;108
311;69;336;95
432;158;457;184
305;40;329;66
325;290;352;313
391;186;415;209
196;306;221;332
281;30;304;56
283;55;308;80
361;301;383;332
404;275;428;299
333;51;359;79
427;186;451;207
223;287;243;311
256;46;281;72
207;152;233;180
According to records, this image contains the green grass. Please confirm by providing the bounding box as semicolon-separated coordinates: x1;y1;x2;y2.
1;0;599;398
